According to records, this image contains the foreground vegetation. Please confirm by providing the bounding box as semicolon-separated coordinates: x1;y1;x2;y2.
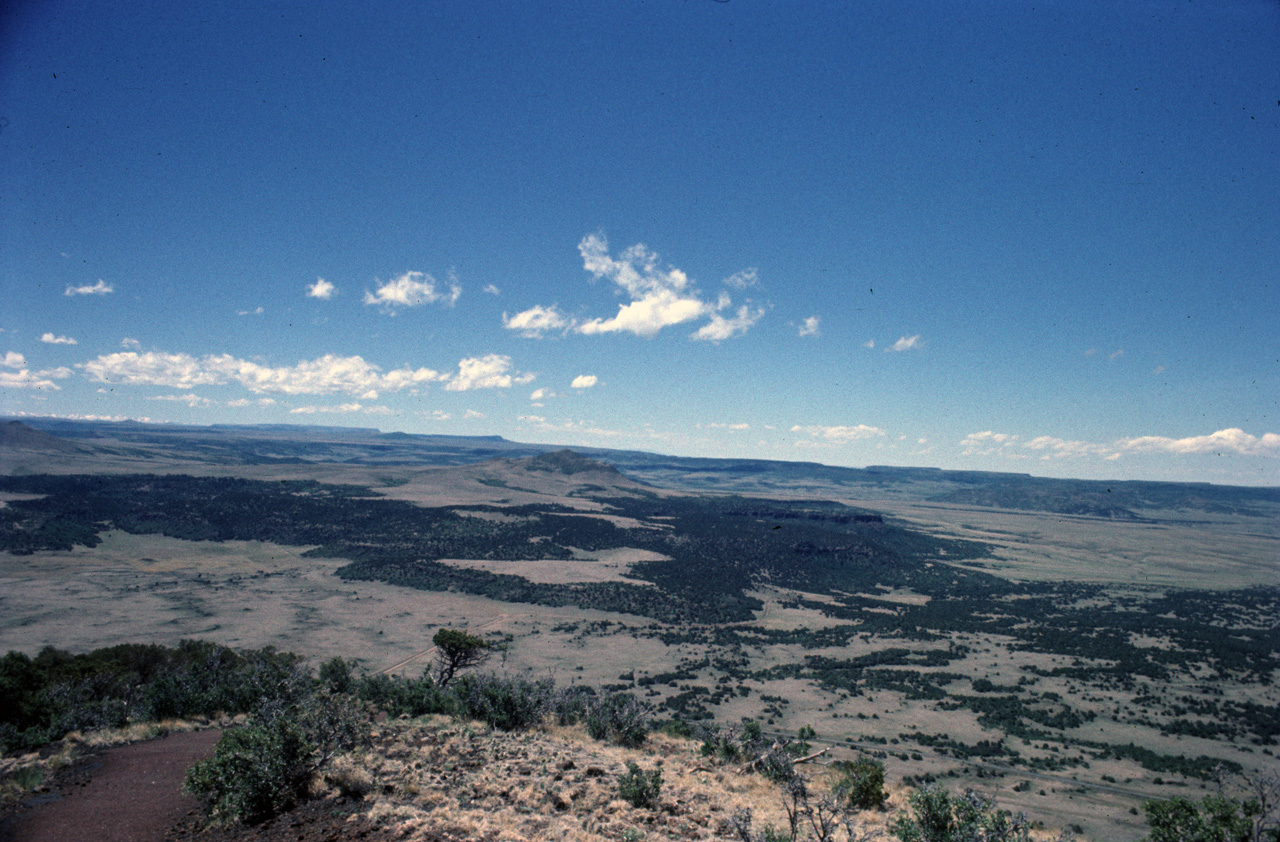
3;638;1276;841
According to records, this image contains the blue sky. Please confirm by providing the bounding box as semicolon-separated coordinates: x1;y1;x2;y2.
2;1;1277;485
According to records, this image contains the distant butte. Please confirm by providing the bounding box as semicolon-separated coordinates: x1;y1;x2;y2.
0;420;86;453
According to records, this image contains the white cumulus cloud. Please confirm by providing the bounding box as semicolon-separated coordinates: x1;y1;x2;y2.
2;352;26;368
307;277;335;299
0;371;59;390
887;335;921;352
571;374;598;389
514;233;764;341
364;271;461;312
445;354;535;392
65;280;113;296
41;333;78;345
798;316;820;337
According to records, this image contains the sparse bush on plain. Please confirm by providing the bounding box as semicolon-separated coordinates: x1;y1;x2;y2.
432;628;492;687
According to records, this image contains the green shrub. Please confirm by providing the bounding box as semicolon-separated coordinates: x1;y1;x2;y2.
834;756;887;810
183;691;367;824
357;671;450;718
892;785;1032;842
583;692;651;748
756;746;797;784
618;761;663;809
1142;793;1272;842
184;715;313;824
452;673;552;731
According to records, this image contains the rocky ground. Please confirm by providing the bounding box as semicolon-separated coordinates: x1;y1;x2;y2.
4;715;1084;842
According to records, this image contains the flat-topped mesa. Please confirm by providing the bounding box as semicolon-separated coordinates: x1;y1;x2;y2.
525;449;624;477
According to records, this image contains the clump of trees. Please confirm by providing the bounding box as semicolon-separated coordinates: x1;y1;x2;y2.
1142;771;1280;842
890;786;1041;842
0;641;309;753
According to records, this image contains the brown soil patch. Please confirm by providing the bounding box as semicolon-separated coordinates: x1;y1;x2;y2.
1;729;221;842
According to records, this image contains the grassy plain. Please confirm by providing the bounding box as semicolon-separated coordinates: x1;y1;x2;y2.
1;428;1276;842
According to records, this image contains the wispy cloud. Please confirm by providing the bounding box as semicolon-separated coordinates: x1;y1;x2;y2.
705;422;750;431
791;424;887;445
1108;348;1125;361
962;428;1280;461
79;351;446;396
307;277;335;299
863;339;875;349
483;284;501;296
722;268;759;290
364;271;461;312
503;305;572;338
237;307;264;316
121;337;141;349
798;316;820;337
41;333;77;345
444;354;535;392
691;304;766;342
571;374;598;389
290;403;394;415
148;393;215;408
1118;428;1280;456
65;280;113;296
887;335;921;352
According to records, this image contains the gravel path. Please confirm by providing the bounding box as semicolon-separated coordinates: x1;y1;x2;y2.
2;729;221;842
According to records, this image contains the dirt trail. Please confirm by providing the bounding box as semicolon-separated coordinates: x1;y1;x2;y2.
2;729;220;842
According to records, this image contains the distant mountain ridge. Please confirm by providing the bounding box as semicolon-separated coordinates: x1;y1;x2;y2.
4;417;1276;518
